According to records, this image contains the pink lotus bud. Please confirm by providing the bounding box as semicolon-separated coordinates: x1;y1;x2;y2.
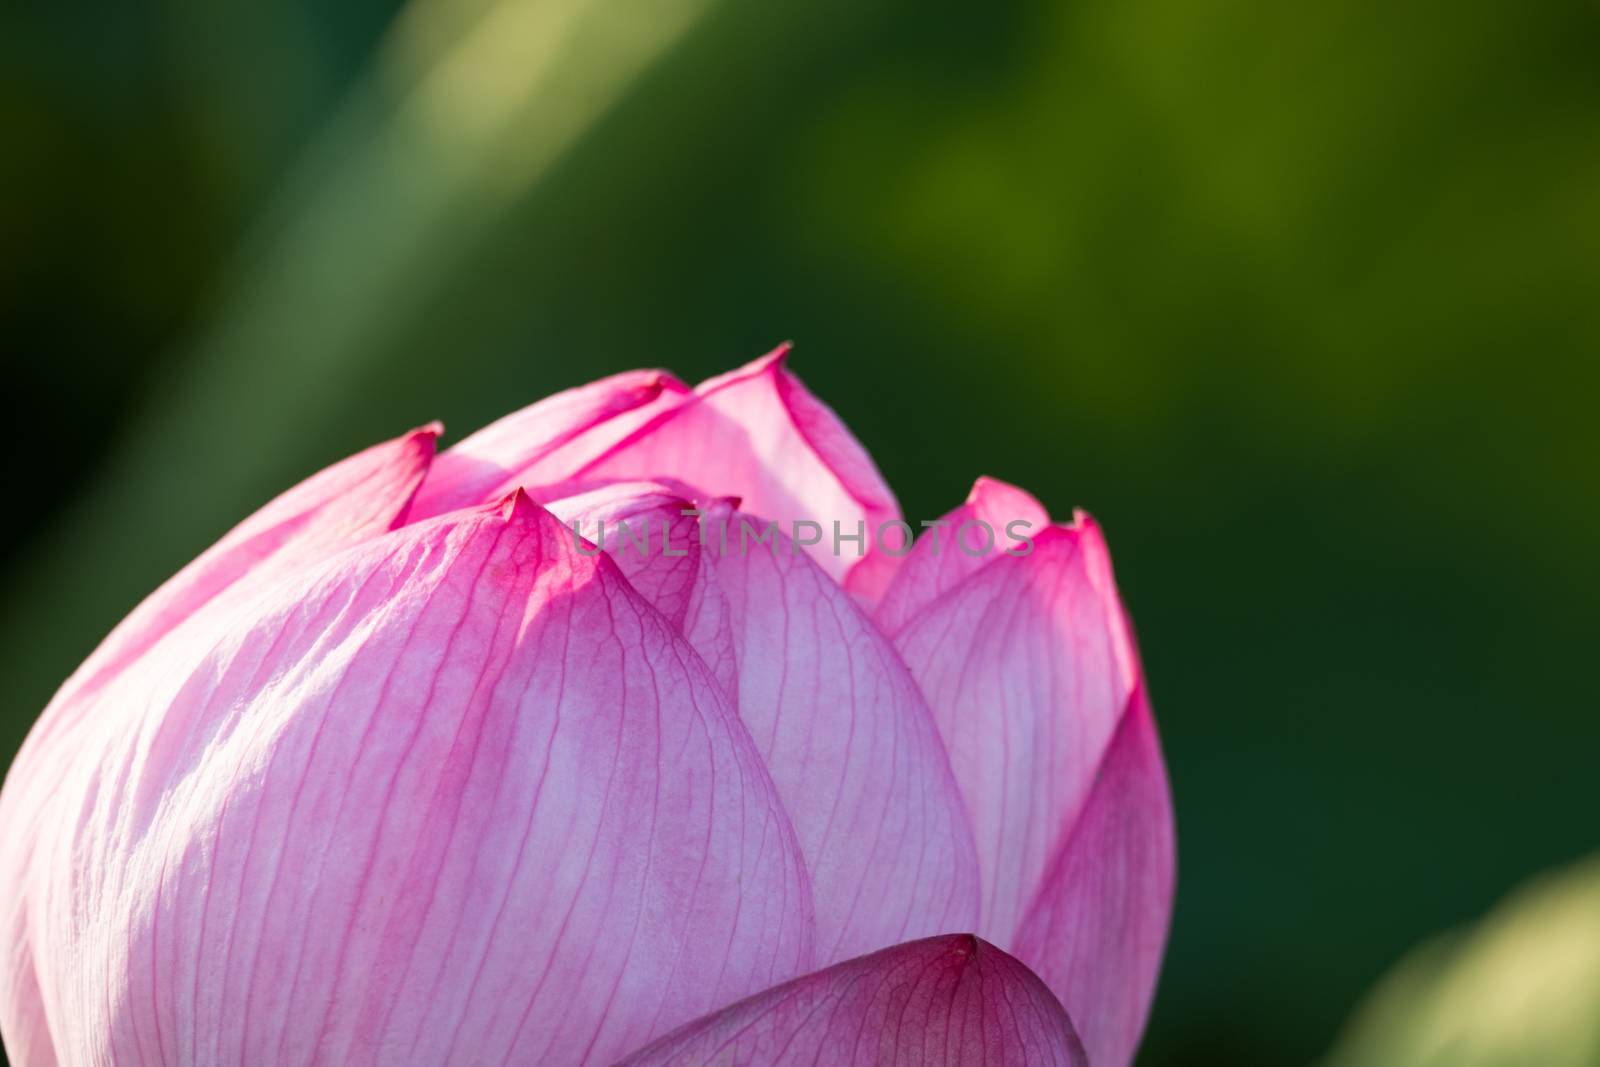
0;350;1173;1066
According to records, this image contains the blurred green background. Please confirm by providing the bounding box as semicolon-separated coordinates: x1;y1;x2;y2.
3;0;1598;1063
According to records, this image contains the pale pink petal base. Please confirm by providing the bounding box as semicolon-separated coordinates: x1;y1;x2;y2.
618;934;1088;1067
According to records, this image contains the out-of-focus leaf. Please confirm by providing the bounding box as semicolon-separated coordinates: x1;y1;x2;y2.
1323;853;1600;1067
0;0;720;758
140;0;718;471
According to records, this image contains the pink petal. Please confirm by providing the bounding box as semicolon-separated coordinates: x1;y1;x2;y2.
3;495;815;1066
0;937;53;1067
617;934;1087;1067
547;489;981;967
408;369;689;521
1013;688;1176;1067
892;514;1172;1067
569;347;903;596
875;476;1052;637
696;505;980;964
893;519;1138;936
1;426;438;1066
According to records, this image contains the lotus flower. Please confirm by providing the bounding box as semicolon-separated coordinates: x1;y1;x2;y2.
0;348;1174;1066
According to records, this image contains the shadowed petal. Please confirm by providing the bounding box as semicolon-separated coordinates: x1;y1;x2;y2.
5;495;815;1066
617;934;1087;1067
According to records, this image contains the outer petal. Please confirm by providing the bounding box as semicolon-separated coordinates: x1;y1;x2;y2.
875;476;1051;637
617;934;1088;1067
548;489;981;967
8;495;814;1066
893;515;1173;1067
1;426;437;1067
564;347;903;597
408;369;689;521
1013;688;1175;1067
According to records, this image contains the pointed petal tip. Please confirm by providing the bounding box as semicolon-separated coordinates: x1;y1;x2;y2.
758;341;796;369
399;422;444;464
947;931;982;961
1026;512;1110;555
695;342;796;395
966;474;1052;521
966;473;1020;500
966;474;1009;501
498;486;534;521
639;370;691;400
